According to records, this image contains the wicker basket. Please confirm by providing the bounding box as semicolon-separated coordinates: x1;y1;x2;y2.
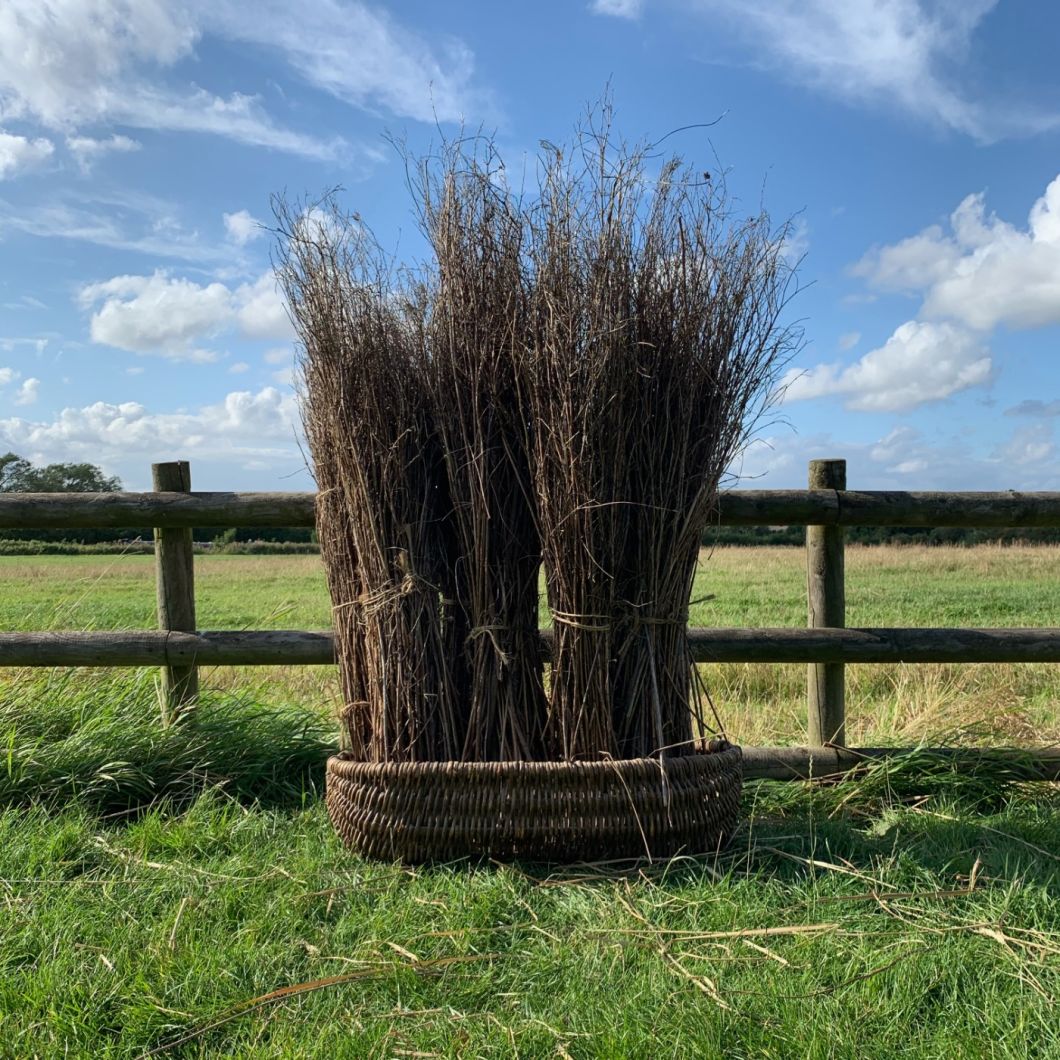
326;742;742;863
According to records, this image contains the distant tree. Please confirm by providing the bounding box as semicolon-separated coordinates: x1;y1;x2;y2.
0;452;122;493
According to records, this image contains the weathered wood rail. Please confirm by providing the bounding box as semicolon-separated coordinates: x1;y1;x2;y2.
3;487;1060;529
2;459;1058;782
5;627;1060;667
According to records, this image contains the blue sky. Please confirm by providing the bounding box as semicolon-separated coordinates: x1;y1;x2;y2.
1;0;1059;492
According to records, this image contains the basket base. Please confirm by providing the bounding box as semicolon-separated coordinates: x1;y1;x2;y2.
326;746;743;863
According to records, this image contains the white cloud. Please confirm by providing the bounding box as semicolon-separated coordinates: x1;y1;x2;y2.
889;458;928;474
0;337;49;355
685;0;1052;140
0;194;226;263
0;385;299;470
0;130;55;179
124;86;345;159
735;422;1059;491
78;269;292;360
781;320;991;411
234;274;294;341
994;423;1055;467
2;295;48;311
80;272;232;361
851;225;960;292
591;0;644;17
223;209;263;246
263;347;290;365
14;377;39;406
0;366;39;406
780;217;809;264
838;331;860;351
0;0;339;159
228;361;249;374
66;133;140;172
854;175;1060;332
202;0;489;125
0;0;486;159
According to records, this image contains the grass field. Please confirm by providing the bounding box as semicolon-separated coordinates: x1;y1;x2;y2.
2;546;1059;1056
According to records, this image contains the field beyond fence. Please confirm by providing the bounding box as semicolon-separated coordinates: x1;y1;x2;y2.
3;458;1059;779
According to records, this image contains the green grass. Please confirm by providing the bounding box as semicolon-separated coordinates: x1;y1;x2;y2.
3;545;1059;749
3;542;1058;632
1;675;1058;1057
1;547;1059;1055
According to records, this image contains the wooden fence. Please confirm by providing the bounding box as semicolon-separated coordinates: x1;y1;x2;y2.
2;458;1059;781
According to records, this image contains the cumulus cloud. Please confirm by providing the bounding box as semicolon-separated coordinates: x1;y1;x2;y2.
78;269;293;360
683;0;1055;140
234;274;294;341
66;133;140;172
590;0;644;17
0;386;299;468
80;273;232;361
853;175;1060;332
223;209;263;246
13;377;39;406
781;321;991;411
0;367;40;406
0;130;55;179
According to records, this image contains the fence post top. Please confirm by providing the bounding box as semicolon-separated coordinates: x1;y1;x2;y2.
152;461;192;492
808;459;846;490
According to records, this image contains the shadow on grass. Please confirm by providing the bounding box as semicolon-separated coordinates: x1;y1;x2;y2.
4;670;1058;896
477;762;1060;896
0;669;336;814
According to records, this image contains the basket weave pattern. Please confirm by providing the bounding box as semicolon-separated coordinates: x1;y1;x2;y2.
326;744;742;862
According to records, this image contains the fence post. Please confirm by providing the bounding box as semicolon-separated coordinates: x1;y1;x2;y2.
807;458;846;745
152;461;198;722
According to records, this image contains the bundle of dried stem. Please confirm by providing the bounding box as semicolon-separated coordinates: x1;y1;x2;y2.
523;114;799;760
276;108;797;770
276;201;465;762
414;140;548;761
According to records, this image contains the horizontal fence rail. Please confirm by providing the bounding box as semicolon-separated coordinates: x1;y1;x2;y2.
4;488;1060;529
3;459;1059;782
740;746;1060;781
5;627;1060;667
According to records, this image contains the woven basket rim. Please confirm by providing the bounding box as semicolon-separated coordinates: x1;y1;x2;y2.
327;743;742;780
